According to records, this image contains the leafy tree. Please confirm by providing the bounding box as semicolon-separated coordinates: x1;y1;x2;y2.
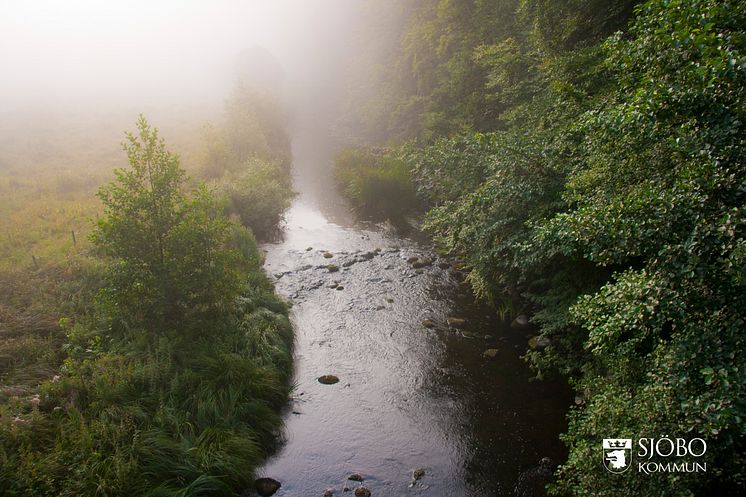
91;116;243;336
349;0;745;495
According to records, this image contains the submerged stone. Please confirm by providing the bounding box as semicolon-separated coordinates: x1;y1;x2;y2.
354;487;371;497
255;477;281;497
446;317;467;328
318;375;340;385
510;314;530;329
528;335;551;350
483;348;499;359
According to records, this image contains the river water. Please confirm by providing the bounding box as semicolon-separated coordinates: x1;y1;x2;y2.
257;119;570;497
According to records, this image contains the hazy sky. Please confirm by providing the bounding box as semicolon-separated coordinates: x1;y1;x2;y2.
0;0;362;113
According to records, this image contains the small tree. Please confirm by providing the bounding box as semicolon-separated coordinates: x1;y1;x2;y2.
91;116;243;336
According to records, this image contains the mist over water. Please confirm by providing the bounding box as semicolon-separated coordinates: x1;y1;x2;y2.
0;2;571;495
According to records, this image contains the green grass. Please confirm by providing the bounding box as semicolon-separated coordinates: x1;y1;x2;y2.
0;109;294;496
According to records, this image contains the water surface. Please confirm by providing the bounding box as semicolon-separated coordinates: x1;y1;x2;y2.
258;120;570;497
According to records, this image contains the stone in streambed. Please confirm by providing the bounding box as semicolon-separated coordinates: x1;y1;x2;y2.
510;314;530;329
413;468;426;480
528;335;551;350
327;264;340;273
348;474;363;481
421;319;436;328
255;477;281;497
324;489;335;497
446;317;467;328
318;375;340;385
323;252;334;258
406;256;419;264
354;487;371;497
483;348;499;359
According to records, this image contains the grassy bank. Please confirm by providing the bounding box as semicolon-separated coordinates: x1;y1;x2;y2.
0;108;294;495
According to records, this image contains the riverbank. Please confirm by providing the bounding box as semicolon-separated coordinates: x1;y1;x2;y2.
255;120;570;496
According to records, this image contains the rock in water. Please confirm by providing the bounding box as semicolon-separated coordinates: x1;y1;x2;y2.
510;314;530;329
413;468;426;480
323;489;335;497
446;317;467;328
354;487;371;497
323;252;334;258
318;375;340;385
482;348;499;359
347;474;363;481
528;335;551;350
327;264;340;273
421;319;436;329
255;477;281;497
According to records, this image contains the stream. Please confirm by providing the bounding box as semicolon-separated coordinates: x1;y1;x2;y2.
257;116;571;497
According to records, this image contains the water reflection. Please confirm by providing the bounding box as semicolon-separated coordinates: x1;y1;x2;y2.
257;116;569;496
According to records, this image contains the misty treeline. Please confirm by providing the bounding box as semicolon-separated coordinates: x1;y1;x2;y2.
338;0;745;495
0;80;295;494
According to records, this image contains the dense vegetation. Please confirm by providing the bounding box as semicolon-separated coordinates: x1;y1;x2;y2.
333;146;419;219
0;103;294;493
201;83;294;240
344;0;745;495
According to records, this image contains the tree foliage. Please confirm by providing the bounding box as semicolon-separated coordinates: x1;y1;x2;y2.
92;116;243;335
351;0;746;495
0;118;293;497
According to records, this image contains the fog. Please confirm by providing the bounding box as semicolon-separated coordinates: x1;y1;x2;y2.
0;0;368;120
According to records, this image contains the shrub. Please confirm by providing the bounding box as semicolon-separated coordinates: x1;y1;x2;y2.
333;147;420;219
221;158;294;241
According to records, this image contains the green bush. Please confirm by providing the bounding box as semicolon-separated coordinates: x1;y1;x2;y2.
334;147;420;219
0;117;293;497
371;0;745;495
221;158;294;241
